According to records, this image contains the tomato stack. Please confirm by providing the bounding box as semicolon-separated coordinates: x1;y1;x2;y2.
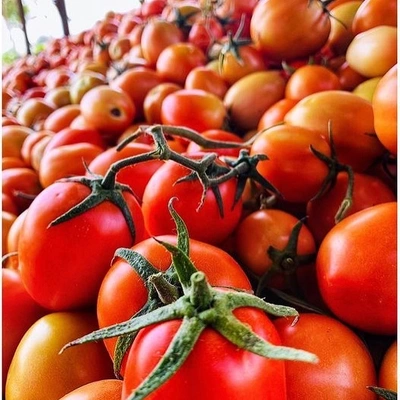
2;0;397;399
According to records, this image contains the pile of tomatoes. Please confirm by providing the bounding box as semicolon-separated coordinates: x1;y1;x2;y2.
2;0;397;399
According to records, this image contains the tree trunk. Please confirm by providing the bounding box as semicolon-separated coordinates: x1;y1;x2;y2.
53;0;70;36
16;0;30;54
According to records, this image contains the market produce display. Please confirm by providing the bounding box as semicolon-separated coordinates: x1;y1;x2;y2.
1;0;397;399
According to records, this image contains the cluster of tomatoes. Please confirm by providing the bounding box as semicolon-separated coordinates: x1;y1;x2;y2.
2;0;397;399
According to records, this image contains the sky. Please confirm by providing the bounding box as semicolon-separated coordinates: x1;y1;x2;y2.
3;0;141;54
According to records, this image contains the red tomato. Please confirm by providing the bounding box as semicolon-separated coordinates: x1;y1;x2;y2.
184;66;228;99
316;202;397;335
87;142;164;202
185;129;244;158
250;0;331;61
18;179;146;311
274;313;377;399
122;307;286;399
59;379;123;400
250;123;331;203
378;340;397;393
5;312;114;400
161;89;227;132
306;171;396;244
257;98;299;131
285;64;341;101
156;42;207;85
141;155;242;245
97;235;252;375
2;268;47;391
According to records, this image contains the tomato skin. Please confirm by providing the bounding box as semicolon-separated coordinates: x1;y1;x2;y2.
378;340;397;393
284;90;385;172
372;64;397;155
306;171;396;244
250;123;331;203
257;98;299;131
161;89;227;133
234;208;316;277
18;180;146;311
59;379;123;400
250;0;331;61
97;235;252;375
5;312;114;400
2;268;48;392
87;142;164;202
141;157;242;245
316;202;397;335
122;307;286;400
274;313;377;400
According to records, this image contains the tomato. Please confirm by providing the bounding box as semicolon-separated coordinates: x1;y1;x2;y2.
2;268;47;392
42;104;81;133
274;313;377;399
2;124;33;159
87;142;164;202
250;0;331;61
284;64;341;101
161;89;227;132
2;167;43;214
97;234;252;375
325;0;362;56
16;97;55;128
378;340;397;393
284;90;385;172
59;379;123;400
109;67;165;122
69;70;106;104
234;208;316;277
79;85;136;144
2;211;17;257
306;171;396;244
352;0;397;34
122;307;286;399
372;64;397;155
5;312;114;400
352;76;381;102
219;43;267;86
346;26;397;78
140;18;185;67
257;98;299;131
143;82;182;124
185;128;244;158
156;42;207;85
141;155;242;245
187;16;225;53
38;142;104;188
184;66;229;99
18;179;146;311
44;85;72;108
334;59;367;90
2;192;18;216
224;70;286;133
316;202;397;335
250;123;331;203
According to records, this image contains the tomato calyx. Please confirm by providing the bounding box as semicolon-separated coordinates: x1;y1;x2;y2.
60;199;318;398
218;29;253;71
367;386;397;400
255;218;316;297
309;126;355;223
49;176;138;242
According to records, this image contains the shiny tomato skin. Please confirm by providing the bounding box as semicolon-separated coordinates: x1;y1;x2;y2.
2;268;48;392
5;312;114;400
378;340;397;393
18;180;146;311
306;171;396;244
141;157;242;245
274;313;377;400
59;379;123;400
97;235;252;375
316;202;397;335
122;307;286;400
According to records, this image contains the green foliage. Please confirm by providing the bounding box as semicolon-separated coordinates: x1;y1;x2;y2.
2;48;19;65
2;0;29;24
